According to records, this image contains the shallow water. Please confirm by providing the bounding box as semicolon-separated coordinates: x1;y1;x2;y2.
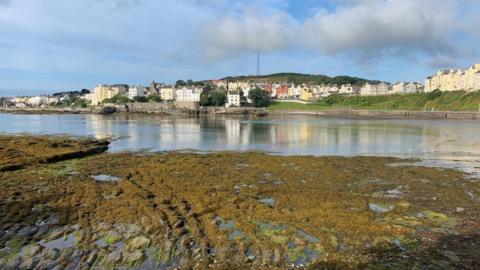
258;197;275;208
1;113;479;174
92;174;121;182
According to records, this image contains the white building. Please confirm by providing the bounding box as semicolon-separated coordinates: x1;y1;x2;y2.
28;96;49;106
175;87;202;102
406;82;424;93
226;92;241;107
360;82;391;96
159;86;175;101
392;82;424;94
128;86;145;99
82;93;93;102
47;96;60;104
339;84;361;95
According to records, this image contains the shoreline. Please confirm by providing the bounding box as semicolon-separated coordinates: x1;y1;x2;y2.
2;107;480;120
267;109;480;120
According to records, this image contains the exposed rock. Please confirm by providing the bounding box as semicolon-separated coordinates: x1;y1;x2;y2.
123;250;145;266
105;251;122;265
174;219;185;229
368;202;395;213
48;249;60;260
127;236;151;251
86;249;98;267
21;243;42;258
0;255;21;270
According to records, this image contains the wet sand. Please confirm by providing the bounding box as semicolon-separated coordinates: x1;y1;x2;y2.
0;135;479;269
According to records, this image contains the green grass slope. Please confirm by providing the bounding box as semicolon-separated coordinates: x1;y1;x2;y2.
268;90;480;112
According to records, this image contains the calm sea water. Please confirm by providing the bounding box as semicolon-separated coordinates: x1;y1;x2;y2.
1;112;480;175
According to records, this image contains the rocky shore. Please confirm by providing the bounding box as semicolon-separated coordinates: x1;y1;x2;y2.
0;135;479;269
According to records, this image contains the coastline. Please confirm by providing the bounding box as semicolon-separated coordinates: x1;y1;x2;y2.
267;109;480;120
2;106;480;120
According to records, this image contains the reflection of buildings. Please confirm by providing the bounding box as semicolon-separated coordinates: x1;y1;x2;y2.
81;115;480;157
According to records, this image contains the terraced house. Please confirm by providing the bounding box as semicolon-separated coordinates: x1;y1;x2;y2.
425;64;480;92
360;82;392;96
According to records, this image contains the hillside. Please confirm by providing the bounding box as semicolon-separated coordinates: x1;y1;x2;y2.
268;90;480;112
221;73;381;86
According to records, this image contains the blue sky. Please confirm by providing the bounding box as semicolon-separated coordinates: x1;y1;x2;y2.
0;0;479;96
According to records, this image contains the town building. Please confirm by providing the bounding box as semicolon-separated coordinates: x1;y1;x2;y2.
47;96;60;104
226;91;241;107
159;86;175;101
82;93;93;102
92;84;121;105
212;80;227;89
28;96;49;106
275;84;289;99
0;97;13;108
228;81;250;92
175;87;202;102
339;84;361;95
360;82;391;96
462;64;480;90
288;84;301;99
300;85;315;100
149;81;162;96
128;86;145;99
425;64;480;92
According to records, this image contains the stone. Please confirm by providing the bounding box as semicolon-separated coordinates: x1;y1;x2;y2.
123;250;145;266
105;251;122;265
48;249;60;260
368;202;395;213
21;257;40;269
443;251;460;263
86;249;98;266
17;226;39;237
173;219;185;229
0;255;21;270
21;244;42;258
127;236;151;251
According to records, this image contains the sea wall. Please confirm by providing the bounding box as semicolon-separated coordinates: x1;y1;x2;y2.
269;110;480;120
0;107;91;114
201;107;267;115
125;102;174;113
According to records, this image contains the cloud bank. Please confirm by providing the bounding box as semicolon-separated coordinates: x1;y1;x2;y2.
200;0;464;66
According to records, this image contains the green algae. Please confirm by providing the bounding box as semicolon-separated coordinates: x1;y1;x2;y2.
420;210;458;228
5;235;26;253
103;231;122;245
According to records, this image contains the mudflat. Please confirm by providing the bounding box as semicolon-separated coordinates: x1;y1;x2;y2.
0;135;479;269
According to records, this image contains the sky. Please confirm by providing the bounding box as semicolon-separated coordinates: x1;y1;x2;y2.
0;0;479;96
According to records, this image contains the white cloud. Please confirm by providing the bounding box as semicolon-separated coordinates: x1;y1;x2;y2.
200;9;296;60
303;0;456;59
200;0;466;64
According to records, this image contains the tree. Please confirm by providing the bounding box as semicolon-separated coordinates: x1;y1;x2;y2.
176;80;186;87
133;96;148;103
248;87;270;107
80;89;91;95
211;91;227;106
186;79;193;86
103;94;131;105
200;85;213;106
147;95;161;103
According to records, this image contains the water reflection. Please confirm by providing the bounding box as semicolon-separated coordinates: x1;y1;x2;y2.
1;113;479;159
